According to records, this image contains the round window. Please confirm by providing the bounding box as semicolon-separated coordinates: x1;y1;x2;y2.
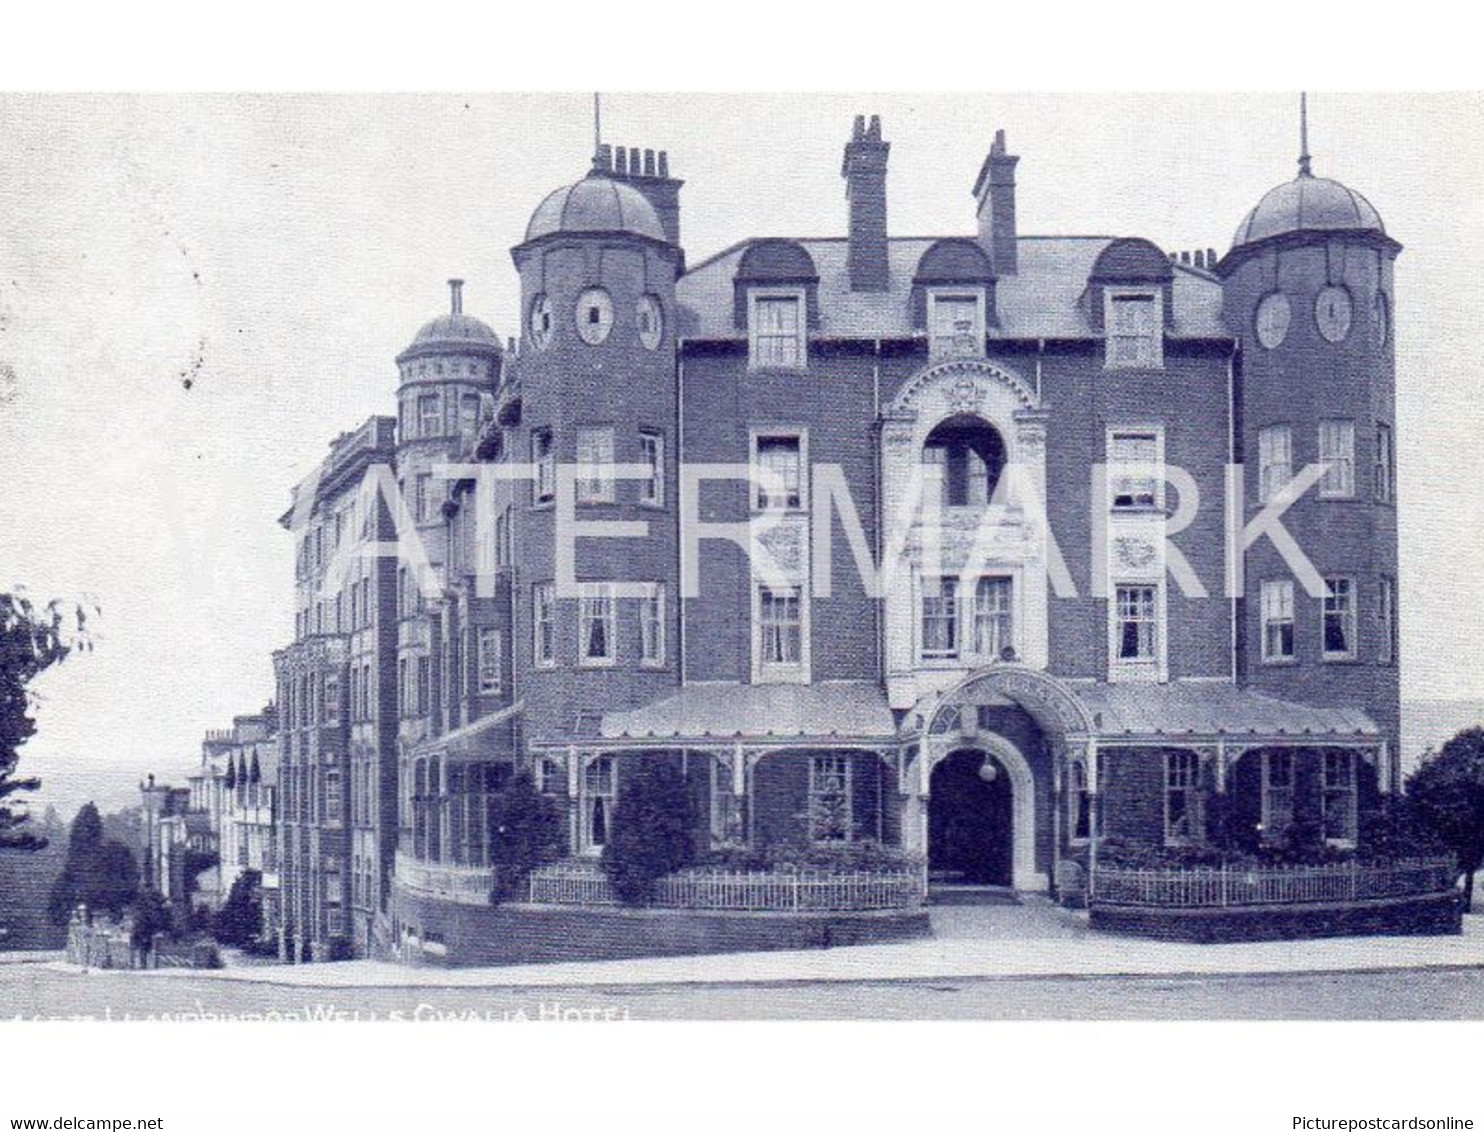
1315;285;1353;343
1255;291;1291;350
576;287;614;345
1373;292;1390;348
529;294;554;351
637;295;663;350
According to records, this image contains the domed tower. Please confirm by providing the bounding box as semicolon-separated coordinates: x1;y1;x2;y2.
1218;99;1402;791
510;151;684;770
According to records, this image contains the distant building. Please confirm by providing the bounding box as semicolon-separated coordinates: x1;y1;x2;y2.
273;109;1402;962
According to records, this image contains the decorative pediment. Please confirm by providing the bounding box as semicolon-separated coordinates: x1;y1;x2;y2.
887;357;1038;417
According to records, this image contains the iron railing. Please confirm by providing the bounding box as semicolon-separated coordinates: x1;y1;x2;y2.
1091;857;1456;908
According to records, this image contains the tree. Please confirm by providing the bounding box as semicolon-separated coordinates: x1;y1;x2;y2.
46;803;139;923
213;868;263;948
1408;727;1484;906
487;772;564;902
601;759;697;905
129;888;173;954
223;758;237;791
0;592;94;851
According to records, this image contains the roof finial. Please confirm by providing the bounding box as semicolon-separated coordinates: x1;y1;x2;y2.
1298;91;1313;178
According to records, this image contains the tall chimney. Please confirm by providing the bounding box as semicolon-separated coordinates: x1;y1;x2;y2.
972;129;1019;275
842;114;890;292
589;143;684;251
448;278;464;315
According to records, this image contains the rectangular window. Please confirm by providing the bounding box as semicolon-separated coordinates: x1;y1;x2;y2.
324;675;340;727
1105;291;1162;368
415;472;434;522
1164;749;1198;844
1375;422;1395;503
1318;419;1356;498
710;759;741;847
639;430;664;506
533;582;555;668
920;576;959;659
325;770;342;821
758;585;803;666
418;393;441;439
575;426;615;504
1322;750;1358;845
928;291;984;359
753;434;802;510
1068;760;1092;843
537;756;567;797
639;583;665;667
1114;584;1159;662
1258;424;1293;504
1379;575;1398;665
749;292;805;369
460;392;481;437
973;576;1012;659
1108;429;1162;510
416;655;429;714
583;755;615;851
477;627;502;694
1322;575;1357;660
808;754;852;845
1261;750;1295;844
1261;579;1296;662
532;429;555;505
577;583;616;666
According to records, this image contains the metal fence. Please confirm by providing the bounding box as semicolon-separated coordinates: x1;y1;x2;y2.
1091;857;1457;908
527;862;925;913
394;851;495;906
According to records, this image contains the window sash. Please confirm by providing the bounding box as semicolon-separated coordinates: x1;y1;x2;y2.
973;576;1013;658
1318;419;1356;498
920;577;960;659
533;583;555;666
417;394;441;438
575;427;615;504
759;586;803;665
1115;585;1159;661
1107;294;1160;367
1109;431;1161;509
1164;751;1198;842
751;296;804;368
754;437;802;510
1322;577;1357;658
1258;425;1292;503
808;754;852;844
477;628;501;693
1322;751;1358;842
1379;576;1397;664
1374;424;1395;503
640;584;665;666
577;584;616;664
928;293;983;358
1261;579;1296;660
532;432;555;503
639;431;664;505
1261;751;1295;842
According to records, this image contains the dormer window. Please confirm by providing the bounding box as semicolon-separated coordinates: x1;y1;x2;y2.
748;289;806;370
1105;289;1163;369
927;289;985;359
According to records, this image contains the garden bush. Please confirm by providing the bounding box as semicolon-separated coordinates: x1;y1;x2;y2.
601;760;697;904
488;771;566;902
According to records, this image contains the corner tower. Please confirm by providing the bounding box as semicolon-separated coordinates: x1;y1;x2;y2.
510;159;684;764
1219;98;1402;789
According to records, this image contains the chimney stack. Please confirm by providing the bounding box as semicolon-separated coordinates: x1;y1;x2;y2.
841;113;890;292
590;141;684;250
448;278;464;315
972;129;1019;275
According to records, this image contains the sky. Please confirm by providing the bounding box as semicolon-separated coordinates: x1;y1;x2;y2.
2;92;1481;817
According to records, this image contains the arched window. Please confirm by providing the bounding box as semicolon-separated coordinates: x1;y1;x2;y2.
922;415;1005;508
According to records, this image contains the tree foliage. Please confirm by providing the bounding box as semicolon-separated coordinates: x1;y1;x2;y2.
46;802;140;924
129;888;173;953
487;772;564;902
213;868;263;948
601;759;697;905
0;592;95;851
1407;727;1484;905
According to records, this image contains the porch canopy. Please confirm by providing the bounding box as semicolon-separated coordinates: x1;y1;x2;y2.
413;700;523;763
599;681;897;746
1069;682;1380;747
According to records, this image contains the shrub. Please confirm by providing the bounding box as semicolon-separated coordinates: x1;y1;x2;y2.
601;759;697;905
128;888;173;954
213;868;263;948
488;771;565;902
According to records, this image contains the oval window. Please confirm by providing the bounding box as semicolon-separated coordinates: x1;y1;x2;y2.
576;288;614;345
529;294;554;351
637;295;663;350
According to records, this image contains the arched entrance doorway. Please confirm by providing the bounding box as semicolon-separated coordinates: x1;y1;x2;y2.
928;748;1013;886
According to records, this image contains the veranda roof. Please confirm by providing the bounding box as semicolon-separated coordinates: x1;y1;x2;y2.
413;700;523;761
599;682;897;743
1069;682;1380;744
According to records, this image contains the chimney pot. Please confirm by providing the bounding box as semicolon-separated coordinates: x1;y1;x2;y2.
1207;247;1217;266
615;147;627;175
658;151;669;178
853;114;865;141
974;128;1019;274
644;148;655;176
629;147;641;174
448;278;464;315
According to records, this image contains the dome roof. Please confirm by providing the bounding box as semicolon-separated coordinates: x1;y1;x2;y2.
525;175;667;244
399;280;501;362
1231;172;1384;251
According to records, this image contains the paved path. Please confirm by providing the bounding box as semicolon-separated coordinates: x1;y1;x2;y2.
48;901;1484;992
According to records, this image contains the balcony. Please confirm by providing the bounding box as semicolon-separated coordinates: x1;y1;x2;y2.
392;850;493;906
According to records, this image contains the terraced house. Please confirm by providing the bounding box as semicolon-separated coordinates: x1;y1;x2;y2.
274;108;1404;962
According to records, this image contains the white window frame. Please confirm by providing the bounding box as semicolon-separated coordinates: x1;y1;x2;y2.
750;429;807;512
918;575;961;662
808;754;853;845
1261;578;1296;663
926;287;986;360
577;582;618;668
753;583;808;682
1163;749;1198;845
1258;424;1293;504
1107;425;1165;511
1374;422;1395;504
582;755;616;855
1260;750;1295;844
747;287;807;370
417;392;442;439
532;429;555;505
1322;749;1359;848
639;582;666;668
476;627;502;694
1321;575;1358;661
575;426;616;505
1067;759;1092;845
638;429;664;507
533;582;556;669
1103;287;1164;370
1379;575;1398;665
972;575;1014;661
1318;419;1356;499
1109;582;1166;681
